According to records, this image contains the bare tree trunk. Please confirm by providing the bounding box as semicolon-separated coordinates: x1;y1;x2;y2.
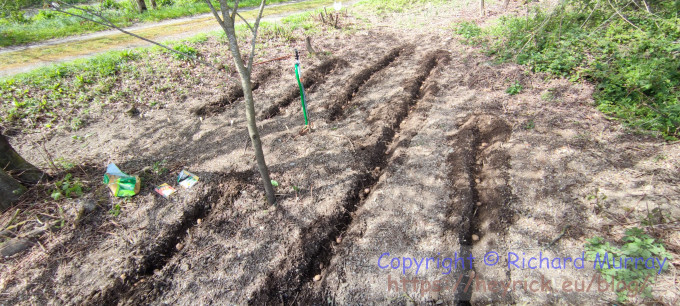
480;0;486;17
0;169;26;212
211;0;276;205
149;0;157;9
0;134;46;185
135;0;147;13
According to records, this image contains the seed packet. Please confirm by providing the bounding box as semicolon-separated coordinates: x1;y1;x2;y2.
178;170;199;189
155;183;176;198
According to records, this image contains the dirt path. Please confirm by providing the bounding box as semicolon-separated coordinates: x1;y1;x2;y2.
0;0;350;78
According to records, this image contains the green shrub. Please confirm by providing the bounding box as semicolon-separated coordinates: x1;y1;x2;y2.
585;228;672;302
474;0;680;139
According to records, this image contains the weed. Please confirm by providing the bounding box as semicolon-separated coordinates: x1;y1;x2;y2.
70;117;83;131
506;82;523;95
585;228;672;302
586;188;607;212
454;21;481;42
152;160;168;175
170;44;198;60
109;203;122;217
50;173;84;200
652;154;667;162
524;119;535;130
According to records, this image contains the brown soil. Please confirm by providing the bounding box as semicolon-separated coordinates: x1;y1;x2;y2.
1;1;679;305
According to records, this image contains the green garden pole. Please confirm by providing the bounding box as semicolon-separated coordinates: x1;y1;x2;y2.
295;49;309;126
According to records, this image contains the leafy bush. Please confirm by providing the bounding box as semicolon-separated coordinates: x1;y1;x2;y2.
100;0;122;10
474;0;680;140
585;228;672;302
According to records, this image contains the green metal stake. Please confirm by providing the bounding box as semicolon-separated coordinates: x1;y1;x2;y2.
295;49;309;126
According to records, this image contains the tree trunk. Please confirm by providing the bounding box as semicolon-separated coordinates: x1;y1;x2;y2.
222;7;277;205
135;0;147;13
504;0;510;9
480;0;486;17
0;169;26;212
149;0;157;9
0;134;46;185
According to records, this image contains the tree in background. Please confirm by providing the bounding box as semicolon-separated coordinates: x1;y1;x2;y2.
135;0;148;13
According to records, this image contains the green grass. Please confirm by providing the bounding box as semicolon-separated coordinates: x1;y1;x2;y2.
457;1;680;140
357;0;448;14
0;5;329;131
0;0;292;47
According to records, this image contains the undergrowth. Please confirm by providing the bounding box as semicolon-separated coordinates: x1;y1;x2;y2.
455;0;680;140
585;227;672;302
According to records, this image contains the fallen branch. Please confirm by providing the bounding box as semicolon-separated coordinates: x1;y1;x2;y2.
253;54;293;66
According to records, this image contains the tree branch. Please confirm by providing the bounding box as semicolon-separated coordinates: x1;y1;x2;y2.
247;0;267;74
51;1;221;71
205;0;231;36
235;12;253;32
607;0;641;31
232;0;240;21
218;0;231;27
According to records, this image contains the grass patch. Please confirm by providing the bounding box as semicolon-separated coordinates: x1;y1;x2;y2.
0;0;336;71
0;0;293;47
357;0;448;14
465;0;680;140
0;0;333;132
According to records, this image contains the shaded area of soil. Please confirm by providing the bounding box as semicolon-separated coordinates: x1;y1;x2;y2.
261;57;348;119
192;69;276;117
250;49;451;304
445;114;514;304
326;45;407;121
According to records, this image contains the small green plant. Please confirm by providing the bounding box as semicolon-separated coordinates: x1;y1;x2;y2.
270;180;279;187
455;21;481;41
652;154;667;162
54;157;76;170
51;173;83;200
70;117;83;131
152;160;168;175
109;203;122;217
506;82;523;95
585;228;672;302
170;44;197;60
586;188;607;212
524;119;535;130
